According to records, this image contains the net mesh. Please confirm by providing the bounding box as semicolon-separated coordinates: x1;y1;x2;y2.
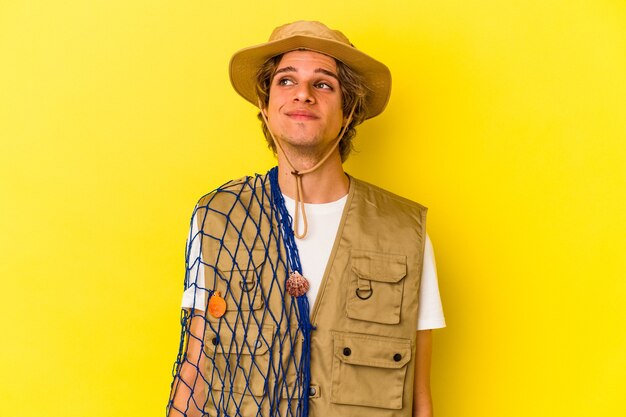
167;168;311;417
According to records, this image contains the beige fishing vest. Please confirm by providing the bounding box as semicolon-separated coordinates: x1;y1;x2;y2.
196;173;426;417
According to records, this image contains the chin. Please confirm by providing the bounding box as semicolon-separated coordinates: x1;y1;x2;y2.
281;134;324;148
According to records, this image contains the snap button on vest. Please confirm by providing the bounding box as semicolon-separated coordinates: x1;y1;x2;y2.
343;347;352;356
211;337;218;345
393;353;402;362
309;387;317;397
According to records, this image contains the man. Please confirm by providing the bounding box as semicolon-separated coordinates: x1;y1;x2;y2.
167;20;445;417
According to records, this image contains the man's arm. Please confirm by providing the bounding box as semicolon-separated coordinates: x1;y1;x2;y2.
413;329;433;417
168;310;207;417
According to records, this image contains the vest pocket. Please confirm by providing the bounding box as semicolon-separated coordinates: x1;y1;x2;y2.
211;246;266;312
346;250;407;324
204;324;273;397
330;332;412;409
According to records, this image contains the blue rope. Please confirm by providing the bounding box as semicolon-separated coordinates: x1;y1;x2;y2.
268;167;313;417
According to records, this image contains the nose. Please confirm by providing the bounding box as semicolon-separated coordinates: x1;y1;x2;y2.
293;83;315;104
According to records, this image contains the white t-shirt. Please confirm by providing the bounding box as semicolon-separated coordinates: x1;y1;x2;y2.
182;194;446;330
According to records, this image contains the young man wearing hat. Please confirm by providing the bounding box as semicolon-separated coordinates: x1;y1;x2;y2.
168;21;445;417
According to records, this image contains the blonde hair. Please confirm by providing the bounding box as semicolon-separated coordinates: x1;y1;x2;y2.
255;53;369;162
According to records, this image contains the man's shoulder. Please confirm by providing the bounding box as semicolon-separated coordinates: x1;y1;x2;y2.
351;176;427;212
195;172;269;209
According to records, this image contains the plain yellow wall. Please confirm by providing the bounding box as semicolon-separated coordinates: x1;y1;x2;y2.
1;1;624;416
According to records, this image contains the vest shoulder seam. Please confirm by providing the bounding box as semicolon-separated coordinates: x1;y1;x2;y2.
195;173;268;207
351;177;428;211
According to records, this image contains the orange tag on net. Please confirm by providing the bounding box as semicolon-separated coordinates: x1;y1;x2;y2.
208;291;227;318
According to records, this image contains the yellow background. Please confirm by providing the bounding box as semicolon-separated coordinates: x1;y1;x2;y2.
1;1;624;416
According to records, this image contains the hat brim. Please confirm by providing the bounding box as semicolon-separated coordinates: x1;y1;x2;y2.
229;35;391;119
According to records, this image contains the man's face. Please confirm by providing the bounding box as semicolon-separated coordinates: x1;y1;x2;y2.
265;50;344;155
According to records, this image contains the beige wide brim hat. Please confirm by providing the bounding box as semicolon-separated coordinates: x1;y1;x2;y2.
229;20;392;120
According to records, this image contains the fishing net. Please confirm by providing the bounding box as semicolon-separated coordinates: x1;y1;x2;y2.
167;167;312;417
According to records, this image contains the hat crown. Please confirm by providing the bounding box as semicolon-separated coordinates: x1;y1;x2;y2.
269;20;351;46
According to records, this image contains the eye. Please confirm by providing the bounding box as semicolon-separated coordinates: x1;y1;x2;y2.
315;81;334;90
277;77;294;86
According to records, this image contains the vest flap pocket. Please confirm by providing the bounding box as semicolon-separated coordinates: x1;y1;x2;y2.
346;250;407;324
205;325;271;356
351;251;406;283
205;324;273;397
216;245;267;272
333;332;411;368
331;332;412;409
211;245;266;313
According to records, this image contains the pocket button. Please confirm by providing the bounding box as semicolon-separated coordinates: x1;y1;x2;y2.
393;353;402;362
343;347;352;356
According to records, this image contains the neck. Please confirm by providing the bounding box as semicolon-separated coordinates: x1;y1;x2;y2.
277;148;348;203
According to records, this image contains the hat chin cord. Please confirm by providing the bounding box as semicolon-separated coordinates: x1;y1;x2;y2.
259;100;357;239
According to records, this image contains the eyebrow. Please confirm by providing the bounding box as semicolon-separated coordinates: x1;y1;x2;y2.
274;66;297;76
315;68;339;80
273;66;339;81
